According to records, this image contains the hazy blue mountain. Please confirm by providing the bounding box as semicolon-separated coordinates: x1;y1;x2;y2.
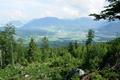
98;21;120;34
16;17;120;42
95;21;120;41
17;17;107;39
21;17;104;31
15;17;106;41
1;17;120;42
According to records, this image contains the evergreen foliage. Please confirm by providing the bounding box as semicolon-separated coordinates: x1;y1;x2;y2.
86;29;94;45
26;38;38;63
0;24;15;68
0;25;120;80
90;0;120;21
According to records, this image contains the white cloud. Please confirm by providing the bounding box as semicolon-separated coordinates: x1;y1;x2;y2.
0;0;106;23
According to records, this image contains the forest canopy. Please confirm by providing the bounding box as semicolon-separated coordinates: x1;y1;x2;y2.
0;24;120;80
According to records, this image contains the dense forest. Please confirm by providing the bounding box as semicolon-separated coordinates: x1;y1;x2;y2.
0;24;120;80
0;0;120;80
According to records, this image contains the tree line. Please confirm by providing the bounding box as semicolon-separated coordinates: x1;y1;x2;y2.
0;24;120;80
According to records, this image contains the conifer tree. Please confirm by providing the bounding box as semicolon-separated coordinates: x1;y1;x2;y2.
0;24;15;67
90;0;120;21
86;29;94;45
26;38;37;63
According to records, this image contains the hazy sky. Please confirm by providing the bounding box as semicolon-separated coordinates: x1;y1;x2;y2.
0;0;106;23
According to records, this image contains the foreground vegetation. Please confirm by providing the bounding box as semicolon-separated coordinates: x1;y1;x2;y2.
0;24;120;80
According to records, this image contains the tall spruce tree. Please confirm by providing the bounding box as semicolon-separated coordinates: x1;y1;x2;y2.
26;38;37;63
86;29;95;45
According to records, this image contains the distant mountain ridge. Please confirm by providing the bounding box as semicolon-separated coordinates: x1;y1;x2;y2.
21;17;104;31
1;17;120;42
15;17;106;41
98;21;120;34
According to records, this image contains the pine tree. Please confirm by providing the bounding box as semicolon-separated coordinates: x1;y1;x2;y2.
26;38;37;63
86;29;94;45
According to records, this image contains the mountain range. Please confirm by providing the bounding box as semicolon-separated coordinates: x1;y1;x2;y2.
1;17;120;42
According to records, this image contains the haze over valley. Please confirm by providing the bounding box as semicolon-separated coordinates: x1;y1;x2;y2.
1;17;120;44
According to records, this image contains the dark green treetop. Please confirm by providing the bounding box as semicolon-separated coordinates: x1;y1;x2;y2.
90;0;120;21
86;29;95;45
